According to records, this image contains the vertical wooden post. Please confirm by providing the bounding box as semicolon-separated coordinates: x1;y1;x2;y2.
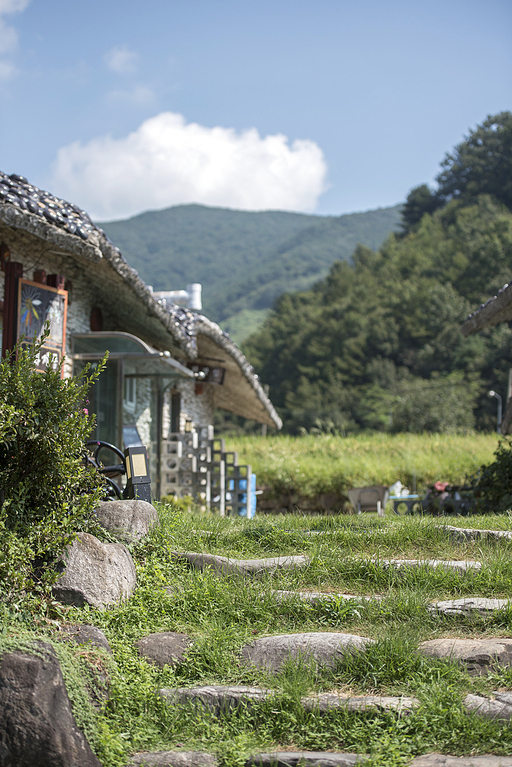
47;274;65;290
1;261;23;359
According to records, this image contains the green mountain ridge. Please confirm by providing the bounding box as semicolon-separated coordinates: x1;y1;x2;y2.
99;203;402;340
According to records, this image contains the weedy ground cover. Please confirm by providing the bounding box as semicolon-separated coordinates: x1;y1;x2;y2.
228;433;500;497
5;505;512;767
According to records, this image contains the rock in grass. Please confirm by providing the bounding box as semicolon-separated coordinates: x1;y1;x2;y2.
0;642;100;767
130;751;217;767
464;692;512;720
60;625;112;654
378;559;481;574
439;525;512;544
418;638;512;675
160;685;269;714
428;598;511;617
136;632;192;668
271;590;371;604
53;532;136;609
95;500;158;543
303;692;418;714
171;552;309;577
240;632;373;673
159;686;417;717
410;754;512;766
246;752;364;767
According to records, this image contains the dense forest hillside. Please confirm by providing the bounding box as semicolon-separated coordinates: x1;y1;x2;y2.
244;112;512;435
99;204;401;341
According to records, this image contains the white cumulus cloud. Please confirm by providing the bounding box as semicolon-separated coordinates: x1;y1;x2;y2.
0;0;29;79
51;112;328;220
104;44;139;74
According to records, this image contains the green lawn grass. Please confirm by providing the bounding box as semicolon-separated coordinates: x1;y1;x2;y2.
226;433;500;497
6;504;512;767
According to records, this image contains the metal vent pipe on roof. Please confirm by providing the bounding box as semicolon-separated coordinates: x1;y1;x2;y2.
153;283;202;311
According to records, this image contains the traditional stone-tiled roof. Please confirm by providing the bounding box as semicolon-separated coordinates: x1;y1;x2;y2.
0;171;282;427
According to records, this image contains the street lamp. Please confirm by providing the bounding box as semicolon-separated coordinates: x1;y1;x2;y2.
488;390;503;434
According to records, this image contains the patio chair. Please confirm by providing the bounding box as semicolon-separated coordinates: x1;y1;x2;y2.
347;485;389;516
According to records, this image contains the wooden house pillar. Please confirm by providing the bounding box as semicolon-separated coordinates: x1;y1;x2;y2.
1;261;23;359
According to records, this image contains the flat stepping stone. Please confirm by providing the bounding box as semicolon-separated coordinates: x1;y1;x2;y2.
302;692;418;714
440;525;512;544
159;685;418;716
377;559;481;574
271;590;373;604
428;598;511;617
410;755;512;766
418;638;512;675
130;752;217;767
171;552;309;577
136;632;192;668
160;685;268;714
464;692;512;721
240;632;373;673
246;751;364;766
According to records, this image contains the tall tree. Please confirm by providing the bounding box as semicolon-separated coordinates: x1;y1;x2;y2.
436;112;512;210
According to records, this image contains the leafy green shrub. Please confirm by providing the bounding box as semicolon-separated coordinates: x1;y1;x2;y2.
472;437;512;513
0;331;106;600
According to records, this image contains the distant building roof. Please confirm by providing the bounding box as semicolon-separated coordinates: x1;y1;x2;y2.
461;281;512;336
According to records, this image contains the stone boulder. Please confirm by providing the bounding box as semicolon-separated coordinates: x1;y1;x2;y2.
53;532;136;609
136;632;192;668
240;632;374;673
418;638;512;675
60;625;112;654
95;500;158;543
0;642;100;767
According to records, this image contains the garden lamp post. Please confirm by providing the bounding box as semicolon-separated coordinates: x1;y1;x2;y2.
488;390;502;434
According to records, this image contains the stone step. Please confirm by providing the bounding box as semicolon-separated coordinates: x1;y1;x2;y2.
246;751;512;767
271;590;374;605
171;552;310;577
418;637;512;675
240;632;373;673
439;526;512;544
376;559;481;574
130;752;217;767
428;598;511;617
464;692;512;721
246;752;363;766
410;755;512;766
159;685;419;716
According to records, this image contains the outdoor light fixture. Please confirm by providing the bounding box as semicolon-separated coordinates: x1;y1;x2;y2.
488;390;503;434
124;445;151;502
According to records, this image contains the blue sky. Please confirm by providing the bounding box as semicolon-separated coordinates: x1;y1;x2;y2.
0;0;510;220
